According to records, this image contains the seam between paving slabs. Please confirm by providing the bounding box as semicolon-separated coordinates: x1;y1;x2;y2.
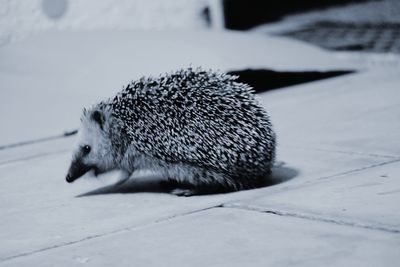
284;145;399;159
264;158;400;198
0;150;70;167
221;204;400;234
0;130;77;151
0;130;77;166
218;159;400;235
2;199;398;264
0;205;222;263
315;158;400;181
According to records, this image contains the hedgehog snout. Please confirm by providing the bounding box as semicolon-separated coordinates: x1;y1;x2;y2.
66;159;92;183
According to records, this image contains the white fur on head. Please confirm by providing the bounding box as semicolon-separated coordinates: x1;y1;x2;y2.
75;105;116;174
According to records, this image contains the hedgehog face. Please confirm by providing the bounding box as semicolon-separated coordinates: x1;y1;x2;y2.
66;109;116;183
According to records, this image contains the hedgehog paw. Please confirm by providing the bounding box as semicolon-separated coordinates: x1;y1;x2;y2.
170;188;197;197
114;176;130;188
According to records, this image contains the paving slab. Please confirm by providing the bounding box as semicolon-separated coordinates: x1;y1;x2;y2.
2;208;398;267
0;151;227;261
259;67;400;158
227;160;400;233
0;135;75;165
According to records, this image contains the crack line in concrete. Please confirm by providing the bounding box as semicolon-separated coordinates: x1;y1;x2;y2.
0;130;77;151
315;158;400;182
264;158;400;198
0;150;70;167
0;204;221;263
222;203;400;234
283;145;398;159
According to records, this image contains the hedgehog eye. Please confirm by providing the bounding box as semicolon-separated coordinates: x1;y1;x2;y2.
82;145;91;155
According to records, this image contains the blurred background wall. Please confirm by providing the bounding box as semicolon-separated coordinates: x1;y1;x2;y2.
0;0;210;46
2;0;395;47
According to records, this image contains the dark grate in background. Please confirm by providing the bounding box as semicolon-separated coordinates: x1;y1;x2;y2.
278;21;400;54
222;0;368;30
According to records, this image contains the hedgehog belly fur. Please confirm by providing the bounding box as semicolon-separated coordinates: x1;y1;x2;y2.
119;147;237;190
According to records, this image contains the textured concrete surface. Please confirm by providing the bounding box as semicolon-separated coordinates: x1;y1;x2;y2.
0;30;399;266
2;208;399;267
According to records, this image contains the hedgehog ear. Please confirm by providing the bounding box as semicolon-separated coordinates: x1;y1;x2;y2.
91;110;104;129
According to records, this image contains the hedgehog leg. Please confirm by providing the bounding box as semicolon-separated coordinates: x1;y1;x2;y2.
113;171;131;188
160;178;188;191
166;166;237;196
166;179;200;197
170;188;198;197
195;169;241;195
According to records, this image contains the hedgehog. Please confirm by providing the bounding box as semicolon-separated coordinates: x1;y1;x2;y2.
65;67;276;196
